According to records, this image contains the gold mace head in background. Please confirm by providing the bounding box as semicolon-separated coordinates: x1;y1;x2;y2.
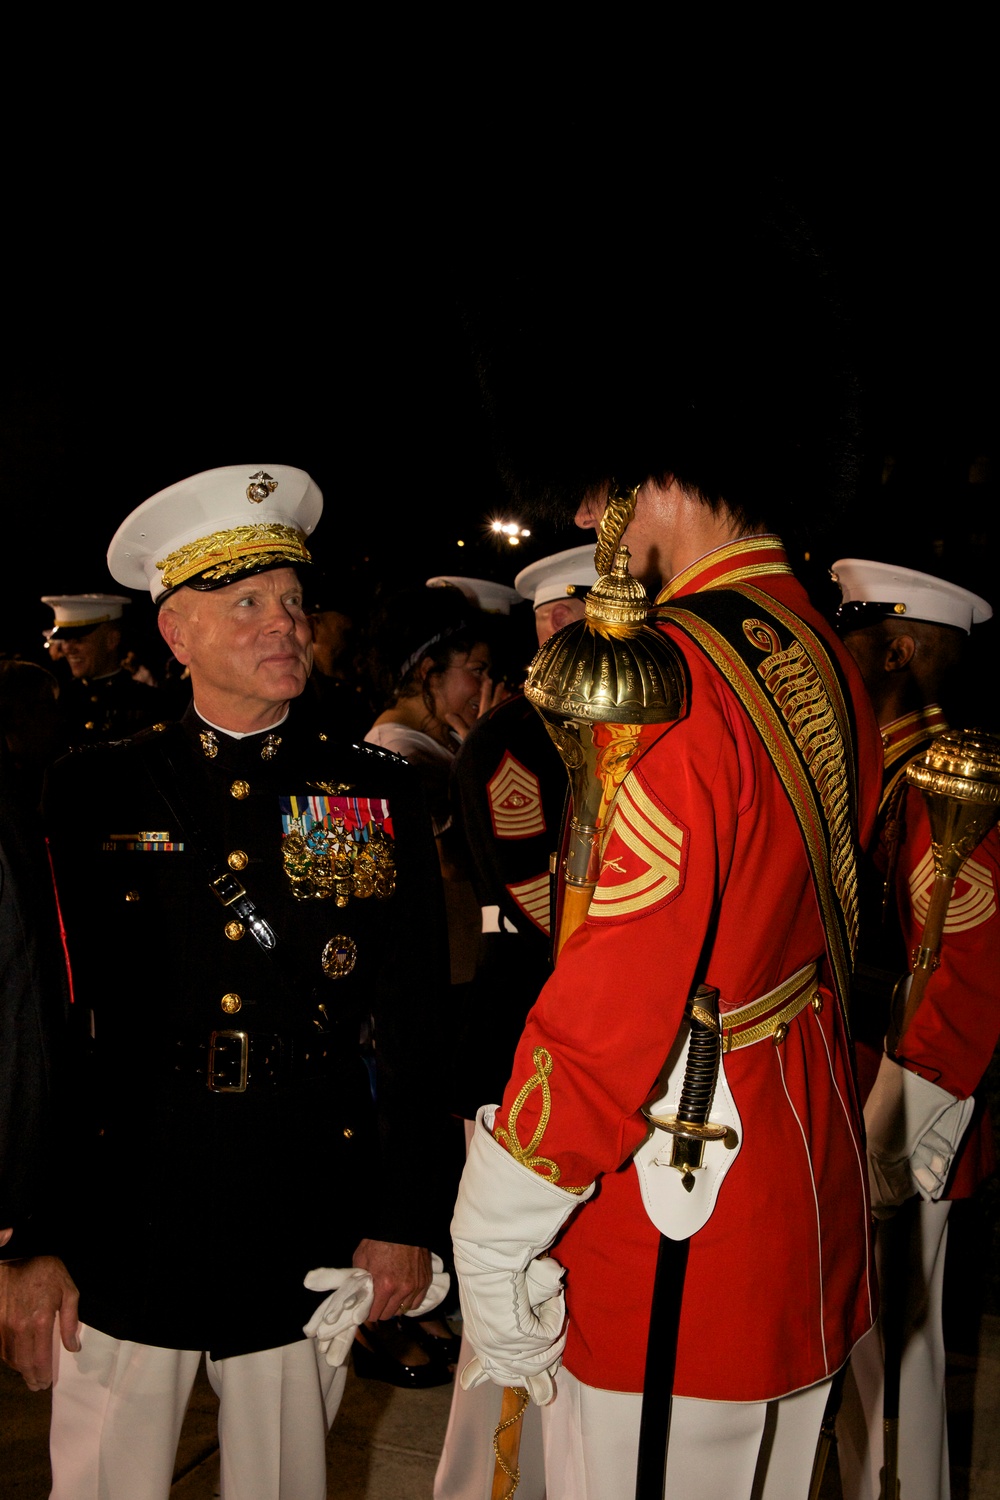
906;728;1000;880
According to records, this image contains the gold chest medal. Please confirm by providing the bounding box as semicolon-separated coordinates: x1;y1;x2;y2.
279;791;396;905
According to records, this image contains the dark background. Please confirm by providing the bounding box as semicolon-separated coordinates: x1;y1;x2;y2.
2;120;995;701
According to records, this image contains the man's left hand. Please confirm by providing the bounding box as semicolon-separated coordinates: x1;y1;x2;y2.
352;1240;432;1322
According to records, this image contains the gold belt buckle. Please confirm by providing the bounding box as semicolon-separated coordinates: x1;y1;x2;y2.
207;1030;249;1092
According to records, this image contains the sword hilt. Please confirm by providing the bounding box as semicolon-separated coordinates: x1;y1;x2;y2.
643;987;729;1189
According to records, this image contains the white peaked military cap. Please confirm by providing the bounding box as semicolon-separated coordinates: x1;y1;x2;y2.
107;464;323;603
831;558;993;635
425;576;521;614
514;544;600;609
41;594;132;638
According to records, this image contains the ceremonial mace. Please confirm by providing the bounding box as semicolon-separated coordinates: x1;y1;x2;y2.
893;728;1000;1048
875;728;1000;1500
486;488;687;1499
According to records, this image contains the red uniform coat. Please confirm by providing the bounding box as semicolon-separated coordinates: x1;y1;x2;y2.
493;538;882;1401
860;707;1000;1195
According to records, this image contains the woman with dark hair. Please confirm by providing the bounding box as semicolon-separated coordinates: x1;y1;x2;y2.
366;584;499;899
358;586;506;1387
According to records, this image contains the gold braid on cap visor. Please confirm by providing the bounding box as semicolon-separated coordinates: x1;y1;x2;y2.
156;524;312;590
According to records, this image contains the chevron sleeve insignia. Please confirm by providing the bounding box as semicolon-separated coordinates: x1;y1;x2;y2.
506;872;551;934
589;773;688;924
908;846;998;933
487;751;547;840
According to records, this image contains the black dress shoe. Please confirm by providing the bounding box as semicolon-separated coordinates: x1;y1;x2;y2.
412;1321;462;1367
351;1326;454;1389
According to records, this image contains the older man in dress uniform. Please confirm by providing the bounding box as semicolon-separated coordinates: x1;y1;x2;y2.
40;593;166;747
831;559;999;1500
0;465;454;1500
448;176;884;1498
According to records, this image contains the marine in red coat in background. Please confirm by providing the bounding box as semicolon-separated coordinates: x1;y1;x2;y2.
831;559;998;1500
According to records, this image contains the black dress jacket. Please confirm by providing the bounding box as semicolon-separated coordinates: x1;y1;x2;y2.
43;698;453;1358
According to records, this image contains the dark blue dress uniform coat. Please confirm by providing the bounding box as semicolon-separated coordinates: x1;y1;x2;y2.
43;699;454;1359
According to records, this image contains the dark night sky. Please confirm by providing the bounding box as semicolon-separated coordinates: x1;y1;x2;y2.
2;113;995;685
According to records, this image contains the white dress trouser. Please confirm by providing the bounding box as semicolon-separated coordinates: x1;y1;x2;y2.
541;1365;833;1500
435;1116;546;1500
433;1322;546;1500
49;1321;347;1500
837;1198;952;1500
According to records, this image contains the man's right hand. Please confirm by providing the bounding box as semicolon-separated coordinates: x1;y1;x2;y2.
0;1256;80;1391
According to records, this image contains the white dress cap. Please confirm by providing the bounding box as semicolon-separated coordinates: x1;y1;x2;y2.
831;558;992;635
107;465;323;603
41;594;132;636
425;577;521;615
514;544;599;609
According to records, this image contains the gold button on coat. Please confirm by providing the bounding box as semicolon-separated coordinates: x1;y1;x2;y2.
228;850;249;871
230;780;250;800
125;890;140;902
225;921;245;941
221;993;242;1015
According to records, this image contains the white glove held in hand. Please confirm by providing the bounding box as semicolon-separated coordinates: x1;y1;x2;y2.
302;1254;450;1367
865;1052;974;1216
451;1105;594;1406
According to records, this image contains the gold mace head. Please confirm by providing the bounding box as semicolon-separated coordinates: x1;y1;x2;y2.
906;728;1000;880
524;512;687;955
525;545;687;728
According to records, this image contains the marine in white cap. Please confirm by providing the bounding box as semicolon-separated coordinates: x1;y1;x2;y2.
2;465;457;1500
514;542;599;648
832;557;991;634
426;575;522;615
40;592;165;747
832;558;998;1500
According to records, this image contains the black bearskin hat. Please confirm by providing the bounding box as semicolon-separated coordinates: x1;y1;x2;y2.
459;162;860;544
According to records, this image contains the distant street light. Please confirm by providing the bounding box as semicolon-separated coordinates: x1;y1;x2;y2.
489;517;532;547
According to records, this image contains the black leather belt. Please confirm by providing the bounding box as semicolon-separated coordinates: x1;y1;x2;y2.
210;872;278;952
170;1028;353;1093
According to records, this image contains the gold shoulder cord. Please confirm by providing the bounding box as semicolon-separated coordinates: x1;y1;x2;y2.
593;484;640;577
494;1048;589;1194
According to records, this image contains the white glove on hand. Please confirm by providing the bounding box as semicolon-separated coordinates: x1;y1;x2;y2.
451;1105;594;1406
302;1254;450;1367
865;1052;975;1217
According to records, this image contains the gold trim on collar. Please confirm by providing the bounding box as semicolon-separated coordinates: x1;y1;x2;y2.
657;536;790;603
157;524;311;590
880;705;949;771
